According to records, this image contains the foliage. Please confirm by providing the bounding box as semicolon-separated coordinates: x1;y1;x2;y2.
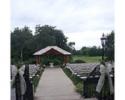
74;46;102;56
11;26;33;64
41;55;64;65
51;59;62;65
11;25;114;64
73;31;114;60
24;58;36;64
72;55;101;63
72;59;86;63
63;68;83;95
105;31;114;61
75;82;83;93
68;42;76;54
63;68;114;98
31;67;44;92
34;25;70;50
11;25;74;64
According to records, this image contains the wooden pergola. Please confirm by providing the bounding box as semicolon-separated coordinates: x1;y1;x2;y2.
33;46;71;65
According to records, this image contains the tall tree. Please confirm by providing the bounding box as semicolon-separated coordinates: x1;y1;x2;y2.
105;31;114;61
11;26;33;63
76;46;102;56
11;25;74;64
34;25;69;50
67;42;75;54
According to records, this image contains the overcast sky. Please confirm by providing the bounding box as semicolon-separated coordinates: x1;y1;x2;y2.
11;0;114;50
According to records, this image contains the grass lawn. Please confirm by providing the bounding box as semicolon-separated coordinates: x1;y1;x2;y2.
62;68;83;95
72;55;101;63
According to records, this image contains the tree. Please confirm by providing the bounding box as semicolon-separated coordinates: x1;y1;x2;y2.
11;26;33;64
78;46;102;56
33;25;70;51
68;42;75;49
105;31;114;61
68;42;76;54
34;25;56;50
11;25;74;64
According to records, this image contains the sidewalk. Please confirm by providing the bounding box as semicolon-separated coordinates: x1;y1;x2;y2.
35;68;97;100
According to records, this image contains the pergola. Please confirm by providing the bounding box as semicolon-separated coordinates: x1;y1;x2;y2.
33;46;71;65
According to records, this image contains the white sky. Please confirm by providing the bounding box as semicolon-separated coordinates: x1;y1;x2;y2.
11;0;114;50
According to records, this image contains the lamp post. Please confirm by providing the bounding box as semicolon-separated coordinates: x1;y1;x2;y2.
100;33;107;99
100;33;107;61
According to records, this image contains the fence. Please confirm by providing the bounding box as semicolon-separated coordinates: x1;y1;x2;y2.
83;76;114;100
11;64;43;100
66;63;114;100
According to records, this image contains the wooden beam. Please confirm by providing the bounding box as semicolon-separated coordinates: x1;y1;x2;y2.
36;56;38;64
39;55;41;64
63;55;69;64
36;55;41;64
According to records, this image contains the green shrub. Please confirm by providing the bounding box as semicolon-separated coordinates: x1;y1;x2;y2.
42;56;63;65
71;74;82;85
73;59;86;63
75;82;83;94
42;58;50;65
52;59;62;65
24;58;36;64
63;68;83;95
32;68;43;92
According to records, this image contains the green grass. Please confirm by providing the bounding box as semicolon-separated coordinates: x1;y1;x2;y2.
63;67;113;98
62;68;83;95
32;68;44;92
72;55;101;63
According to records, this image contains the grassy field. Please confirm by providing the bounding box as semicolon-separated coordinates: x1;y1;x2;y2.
72;55;101;63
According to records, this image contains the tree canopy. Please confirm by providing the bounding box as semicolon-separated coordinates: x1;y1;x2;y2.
11;26;33;63
11;25;114;64
74;46;102;56
74;31;114;61
11;25;74;64
105;31;114;61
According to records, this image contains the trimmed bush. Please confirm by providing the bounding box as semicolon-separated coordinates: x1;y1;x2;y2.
73;59;86;63
75;82;83;94
42;56;63;65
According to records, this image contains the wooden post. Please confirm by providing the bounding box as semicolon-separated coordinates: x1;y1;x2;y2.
63;56;66;64
63;56;65;64
63;55;69;64
36;56;39;64
36;56;38;64
40;56;41;64
39;55;41;64
38;56;40;64
67;56;69;63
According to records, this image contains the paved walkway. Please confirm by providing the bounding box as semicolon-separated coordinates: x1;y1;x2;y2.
35;68;97;100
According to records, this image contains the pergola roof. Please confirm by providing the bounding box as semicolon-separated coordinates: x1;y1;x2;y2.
33;46;71;56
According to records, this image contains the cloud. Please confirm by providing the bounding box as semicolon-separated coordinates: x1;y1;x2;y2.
65;30;112;50
11;0;114;49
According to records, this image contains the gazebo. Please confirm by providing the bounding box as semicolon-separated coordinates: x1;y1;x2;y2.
33;46;71;65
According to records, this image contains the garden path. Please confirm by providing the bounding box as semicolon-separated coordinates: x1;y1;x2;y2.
35;67;97;100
